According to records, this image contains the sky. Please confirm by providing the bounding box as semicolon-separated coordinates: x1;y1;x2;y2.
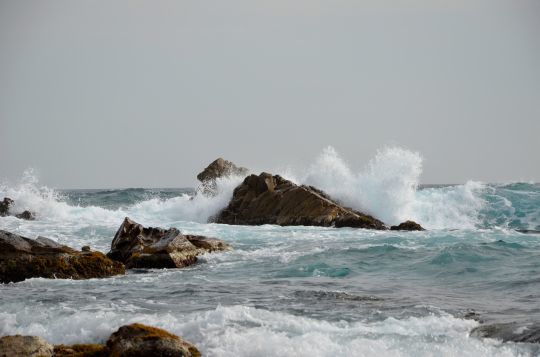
0;0;539;188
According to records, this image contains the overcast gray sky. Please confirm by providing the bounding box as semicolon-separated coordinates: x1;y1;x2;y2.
1;0;539;188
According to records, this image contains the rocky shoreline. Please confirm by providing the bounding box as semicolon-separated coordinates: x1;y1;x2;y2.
4;158;498;356
0;323;200;357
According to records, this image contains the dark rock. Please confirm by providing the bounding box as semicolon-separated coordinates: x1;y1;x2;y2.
0;230;125;284
196;158;249;196
107;217;230;269
214;173;386;229
106;323;200;357
0;335;54;357
390;220;425;231
81;245;91;252
15;210;36;220
0;197;14;217
470;322;540;343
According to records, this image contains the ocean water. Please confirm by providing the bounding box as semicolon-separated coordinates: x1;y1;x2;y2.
1;148;539;356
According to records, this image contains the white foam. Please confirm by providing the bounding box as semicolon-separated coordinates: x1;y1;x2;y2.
297;146;484;229
0;170;244;227
0;305;529;357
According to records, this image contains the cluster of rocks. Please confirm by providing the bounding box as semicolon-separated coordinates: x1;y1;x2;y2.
0;323;200;357
0;217;230;284
0;197;35;220
107;217;229;269
198;158;424;231
0;157;428;354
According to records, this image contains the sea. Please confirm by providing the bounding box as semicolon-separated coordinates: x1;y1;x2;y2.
1;147;539;356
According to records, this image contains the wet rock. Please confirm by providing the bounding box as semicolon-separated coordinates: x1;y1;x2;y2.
196;158;249;195
470;322;540;343
0;335;54;357
390;220;425;231
81;245;91;252
185;235;230;252
53;343;108;356
107;217;230;269
15;210;36;220
214;173;386;229
106;323;200;357
0;197;14;217
0;197;36;220
0;230;125;284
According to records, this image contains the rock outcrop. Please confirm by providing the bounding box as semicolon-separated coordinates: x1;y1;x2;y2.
0;335;54;357
106;323;200;357
0;197;36;220
196;158;249;195
107;217;230;269
213;173;386;229
2;324;200;357
0;230;125;284
390;220;425;231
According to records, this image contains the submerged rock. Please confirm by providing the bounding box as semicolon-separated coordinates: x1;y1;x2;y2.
390;220;425;231
106;323;200;357
196;158;249;196
214;173;386;229
107;217;230;269
0;335;54;357
15;210;35;220
0;230;125;284
470;322;540;343
0;198;14;217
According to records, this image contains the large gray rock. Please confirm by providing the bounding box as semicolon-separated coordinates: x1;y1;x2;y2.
107;217;230;269
106;323;200;357
0;230;125;284
0;335;54;357
214;173;387;229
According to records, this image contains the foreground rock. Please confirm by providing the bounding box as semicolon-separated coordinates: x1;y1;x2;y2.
214;173;386;229
2;324;200;357
107;323;200;357
390;220;425;231
0;230;125;284
471;322;540;343
107;217;230;269
196;158;249;195
0;197;36;220
0;335;54;357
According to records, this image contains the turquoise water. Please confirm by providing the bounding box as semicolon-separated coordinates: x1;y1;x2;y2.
0;178;539;356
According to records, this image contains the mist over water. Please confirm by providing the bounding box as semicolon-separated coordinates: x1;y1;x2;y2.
1;147;539;356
